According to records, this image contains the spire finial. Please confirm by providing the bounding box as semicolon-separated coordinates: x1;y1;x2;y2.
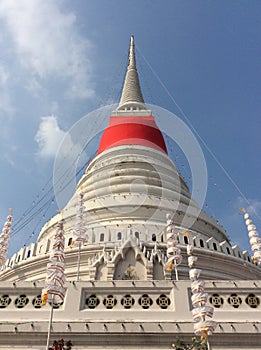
116;36;148;112
129;35;135;68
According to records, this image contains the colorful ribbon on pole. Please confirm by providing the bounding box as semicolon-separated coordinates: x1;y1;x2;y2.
0;209;13;266
42;219;66;305
187;244;216;339
165;213;182;279
241;208;261;266
70;191;88;247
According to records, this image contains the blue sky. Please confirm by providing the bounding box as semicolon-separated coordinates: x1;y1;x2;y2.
0;0;260;257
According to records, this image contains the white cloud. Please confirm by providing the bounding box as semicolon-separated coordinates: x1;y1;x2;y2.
0;91;15;115
0;64;9;85
35;115;65;158
26;77;43;97
2;153;15;167
50;101;60;115
0;64;15;114
0;0;94;99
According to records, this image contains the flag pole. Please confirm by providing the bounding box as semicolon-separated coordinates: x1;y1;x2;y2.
165;213;182;280
46;295;54;350
174;260;179;281
42;210;66;350
76;242;82;282
73;189;88;282
0;208;13;267
187;242;216;346
241;208;261;266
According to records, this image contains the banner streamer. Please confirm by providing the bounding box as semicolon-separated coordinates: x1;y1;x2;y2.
0;209;13;266
42;220;66;305
165;213;182;280
241;209;261;266
187;244;216;340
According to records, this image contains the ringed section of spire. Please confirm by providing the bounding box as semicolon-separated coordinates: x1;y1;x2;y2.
117;35;147;112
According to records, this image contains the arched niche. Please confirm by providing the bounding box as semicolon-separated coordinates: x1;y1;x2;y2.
153;255;164;280
113;248;146;280
95;258;108;280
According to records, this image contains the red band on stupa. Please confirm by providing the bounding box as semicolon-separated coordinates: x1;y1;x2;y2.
97;116;167;154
